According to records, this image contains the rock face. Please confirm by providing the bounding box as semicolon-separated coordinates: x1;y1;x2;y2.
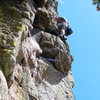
0;0;74;100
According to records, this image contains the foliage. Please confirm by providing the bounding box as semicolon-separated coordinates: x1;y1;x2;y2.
93;0;100;11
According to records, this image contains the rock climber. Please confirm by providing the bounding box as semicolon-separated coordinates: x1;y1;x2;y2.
52;17;73;51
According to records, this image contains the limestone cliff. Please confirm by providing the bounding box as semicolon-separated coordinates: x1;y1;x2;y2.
0;0;74;100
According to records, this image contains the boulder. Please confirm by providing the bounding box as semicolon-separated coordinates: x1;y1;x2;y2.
38;32;72;74
33;7;49;30
54;50;72;74
31;57;74;100
21;37;42;67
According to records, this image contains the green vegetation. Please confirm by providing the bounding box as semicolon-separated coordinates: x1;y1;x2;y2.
93;0;100;11
0;1;30;79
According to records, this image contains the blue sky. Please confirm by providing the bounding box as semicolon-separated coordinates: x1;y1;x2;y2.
56;0;100;100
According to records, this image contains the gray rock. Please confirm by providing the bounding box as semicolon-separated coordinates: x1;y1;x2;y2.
33;7;50;30
21;37;42;67
21;67;38;100
0;71;8;100
54;49;72;74
8;81;29;100
33;31;44;44
33;0;47;8
13;64;23;83
32;57;74;100
0;0;74;100
39;32;72;74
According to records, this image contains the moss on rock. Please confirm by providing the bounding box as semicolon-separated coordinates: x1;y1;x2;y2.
0;1;30;79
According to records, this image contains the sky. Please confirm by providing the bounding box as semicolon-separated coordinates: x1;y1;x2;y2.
56;0;100;100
